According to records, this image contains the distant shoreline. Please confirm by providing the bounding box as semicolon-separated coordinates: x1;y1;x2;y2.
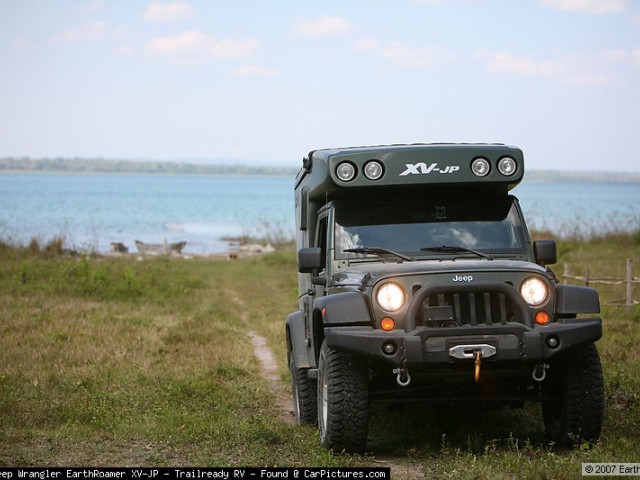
1;157;640;183
0;158;296;177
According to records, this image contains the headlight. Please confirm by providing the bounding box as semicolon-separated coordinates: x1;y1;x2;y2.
377;282;405;312
520;277;548;306
336;162;356;181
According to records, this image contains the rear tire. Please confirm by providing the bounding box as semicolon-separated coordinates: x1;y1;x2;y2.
289;351;317;425
317;341;369;453
542;343;604;447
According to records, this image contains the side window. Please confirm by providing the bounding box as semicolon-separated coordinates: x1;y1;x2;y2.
316;217;327;270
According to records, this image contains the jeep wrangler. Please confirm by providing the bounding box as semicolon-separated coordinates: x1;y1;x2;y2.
285;144;603;453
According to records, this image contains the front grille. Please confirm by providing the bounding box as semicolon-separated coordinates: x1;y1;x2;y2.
403;281;532;331
423;291;517;327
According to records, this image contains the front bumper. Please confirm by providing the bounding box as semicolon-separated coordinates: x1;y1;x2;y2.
324;317;602;366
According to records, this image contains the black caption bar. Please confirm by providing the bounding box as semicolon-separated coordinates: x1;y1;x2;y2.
0;468;390;480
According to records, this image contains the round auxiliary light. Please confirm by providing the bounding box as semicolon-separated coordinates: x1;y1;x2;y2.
498;157;517;176
471;157;490;177
335;162;356;182
376;282;405;312
521;277;549;306
364;160;384;180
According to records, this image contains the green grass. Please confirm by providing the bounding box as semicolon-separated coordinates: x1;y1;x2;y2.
0;232;639;478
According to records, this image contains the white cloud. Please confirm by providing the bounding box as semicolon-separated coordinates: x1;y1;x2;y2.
356;39;455;69
291;16;352;37
144;31;262;64
233;65;278;77
52;21;107;43
483;51;564;76
537;0;627;14
479;48;640;86
143;1;193;23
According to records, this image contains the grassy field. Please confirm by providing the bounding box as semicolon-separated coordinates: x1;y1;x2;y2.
1;232;639;479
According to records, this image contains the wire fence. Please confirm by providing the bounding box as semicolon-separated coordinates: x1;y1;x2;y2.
562;259;639;308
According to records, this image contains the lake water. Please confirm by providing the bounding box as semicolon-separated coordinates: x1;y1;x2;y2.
1;173;638;254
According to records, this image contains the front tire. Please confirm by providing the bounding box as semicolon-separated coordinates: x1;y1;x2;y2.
542;343;604;447
317;341;369;453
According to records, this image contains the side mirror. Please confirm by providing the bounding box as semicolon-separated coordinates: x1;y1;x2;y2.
298;247;323;273
533;240;557;267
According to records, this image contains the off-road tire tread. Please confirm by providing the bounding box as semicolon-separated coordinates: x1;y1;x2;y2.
290;353;317;425
543;343;604;447
318;342;369;453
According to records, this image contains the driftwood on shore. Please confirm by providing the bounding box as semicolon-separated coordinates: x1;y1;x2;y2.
108;240;275;258
135;240;186;255
110;242;129;253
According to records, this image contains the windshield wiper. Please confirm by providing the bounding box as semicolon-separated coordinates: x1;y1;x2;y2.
344;246;413;262
421;245;493;260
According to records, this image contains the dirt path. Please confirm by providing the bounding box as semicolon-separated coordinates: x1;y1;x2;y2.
245;328;423;478
225;290;295;425
246;330;295;425
230;290;422;478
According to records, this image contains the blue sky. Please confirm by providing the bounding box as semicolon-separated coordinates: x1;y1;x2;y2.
1;0;639;171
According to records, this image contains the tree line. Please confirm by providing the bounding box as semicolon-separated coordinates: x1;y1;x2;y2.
0;157;298;177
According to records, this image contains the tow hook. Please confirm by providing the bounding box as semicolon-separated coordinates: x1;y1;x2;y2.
393;366;411;387
532;363;549;382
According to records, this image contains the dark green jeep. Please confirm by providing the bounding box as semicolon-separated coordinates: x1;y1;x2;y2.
286;144;603;452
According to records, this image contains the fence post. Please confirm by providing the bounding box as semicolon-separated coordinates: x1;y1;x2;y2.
563;264;569;285
585;268;590;287
627;258;633;309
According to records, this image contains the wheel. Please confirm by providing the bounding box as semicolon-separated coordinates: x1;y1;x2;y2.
288;350;317;425
317;341;369;453
542;343;604;447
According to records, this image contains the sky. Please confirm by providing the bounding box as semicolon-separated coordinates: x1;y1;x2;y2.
1;0;639;171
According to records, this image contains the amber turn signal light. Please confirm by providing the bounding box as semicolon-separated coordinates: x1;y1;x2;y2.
535;311;550;325
381;317;395;331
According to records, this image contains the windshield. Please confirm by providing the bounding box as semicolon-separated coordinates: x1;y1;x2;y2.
335;196;527;259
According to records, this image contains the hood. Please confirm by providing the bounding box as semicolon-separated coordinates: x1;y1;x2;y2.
330;258;548;287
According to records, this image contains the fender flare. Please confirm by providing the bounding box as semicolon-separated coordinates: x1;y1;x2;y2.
556;285;601;315
313;291;372;325
286;311;312;369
